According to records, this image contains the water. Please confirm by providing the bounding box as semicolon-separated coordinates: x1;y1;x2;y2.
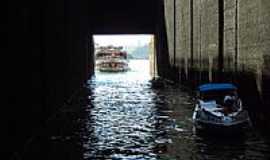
80;60;270;160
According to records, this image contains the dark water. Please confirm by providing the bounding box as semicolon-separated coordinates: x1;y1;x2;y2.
80;60;270;160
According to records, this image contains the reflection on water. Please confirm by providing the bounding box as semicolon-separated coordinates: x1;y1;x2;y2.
82;60;270;160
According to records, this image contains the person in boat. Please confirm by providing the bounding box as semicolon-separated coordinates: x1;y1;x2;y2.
223;93;238;114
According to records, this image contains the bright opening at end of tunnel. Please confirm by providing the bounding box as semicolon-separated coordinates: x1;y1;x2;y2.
93;35;156;81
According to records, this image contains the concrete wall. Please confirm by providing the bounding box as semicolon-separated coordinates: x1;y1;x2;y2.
7;0;94;157
156;0;179;80
164;0;220;82
164;0;270;128
149;36;158;77
90;0;157;34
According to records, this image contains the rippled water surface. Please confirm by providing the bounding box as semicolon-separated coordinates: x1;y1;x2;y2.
82;60;270;160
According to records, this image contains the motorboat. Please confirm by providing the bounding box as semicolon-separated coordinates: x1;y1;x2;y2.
95;45;129;72
192;83;251;133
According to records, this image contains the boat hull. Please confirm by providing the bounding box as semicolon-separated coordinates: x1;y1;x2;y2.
98;67;129;72
194;118;251;134
96;59;129;72
193;107;251;134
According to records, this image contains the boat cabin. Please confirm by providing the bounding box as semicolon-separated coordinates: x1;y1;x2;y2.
197;83;238;106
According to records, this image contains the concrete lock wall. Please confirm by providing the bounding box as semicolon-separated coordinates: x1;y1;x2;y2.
7;0;95;156
164;0;270;127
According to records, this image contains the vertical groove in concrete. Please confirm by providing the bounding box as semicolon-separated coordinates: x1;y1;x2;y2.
190;0;194;66
199;0;202;79
235;0;238;72
218;0;224;77
173;0;176;66
156;0;169;77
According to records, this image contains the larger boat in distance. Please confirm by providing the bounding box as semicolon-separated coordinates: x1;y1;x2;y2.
95;45;129;72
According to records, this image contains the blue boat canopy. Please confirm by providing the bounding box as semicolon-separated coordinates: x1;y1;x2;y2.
198;83;237;92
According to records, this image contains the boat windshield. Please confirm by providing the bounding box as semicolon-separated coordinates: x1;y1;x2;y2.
201;89;237;104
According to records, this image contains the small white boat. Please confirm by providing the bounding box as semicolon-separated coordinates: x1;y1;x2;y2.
193;83;251;133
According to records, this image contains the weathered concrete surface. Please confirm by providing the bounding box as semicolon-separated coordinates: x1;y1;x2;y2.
224;0;237;72
164;0;270;129
90;0;158;34
165;0;220;82
149;36;158;77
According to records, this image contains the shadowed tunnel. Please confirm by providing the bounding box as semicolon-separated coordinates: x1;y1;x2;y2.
6;0;270;159
6;0;171;159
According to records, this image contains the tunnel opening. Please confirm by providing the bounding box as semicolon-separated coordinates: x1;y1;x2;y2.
93;34;157;81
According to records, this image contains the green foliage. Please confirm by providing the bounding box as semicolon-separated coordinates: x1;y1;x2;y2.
129;45;149;59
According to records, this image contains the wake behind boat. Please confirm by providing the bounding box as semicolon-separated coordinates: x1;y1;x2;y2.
192;83;251;133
